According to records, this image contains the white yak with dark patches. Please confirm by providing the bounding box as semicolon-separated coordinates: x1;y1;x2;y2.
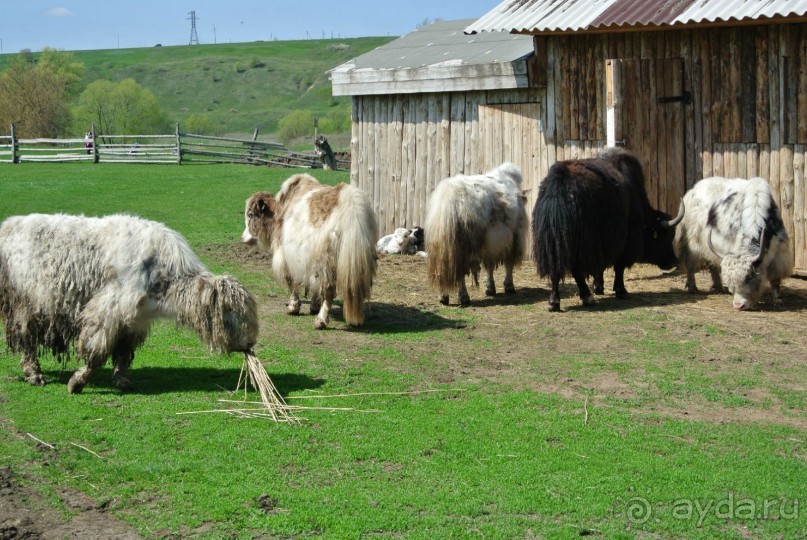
424;163;528;306
242;173;378;329
674;176;793;310
0;213;259;393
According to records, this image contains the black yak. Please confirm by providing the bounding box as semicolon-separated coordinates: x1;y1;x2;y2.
532;148;684;311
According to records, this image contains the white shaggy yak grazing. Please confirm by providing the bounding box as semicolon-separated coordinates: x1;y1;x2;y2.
242;173;378;329
424;162;528;306
0;214;258;393
674;177;793;310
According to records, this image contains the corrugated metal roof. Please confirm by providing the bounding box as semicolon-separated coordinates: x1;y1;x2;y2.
335;18;533;71
466;0;807;34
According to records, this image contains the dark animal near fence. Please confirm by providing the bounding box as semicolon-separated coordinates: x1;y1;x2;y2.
532;148;684;311
315;135;337;171
242;173;378;329
673;176;793;310
424;162;528;306
0;213;258;393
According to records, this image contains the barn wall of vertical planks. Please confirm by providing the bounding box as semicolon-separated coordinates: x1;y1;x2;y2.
346;23;807;274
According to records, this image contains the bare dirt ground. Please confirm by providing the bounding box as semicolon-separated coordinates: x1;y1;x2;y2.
2;248;806;539
0;463;139;539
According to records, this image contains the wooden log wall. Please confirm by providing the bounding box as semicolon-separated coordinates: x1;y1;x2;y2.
350;23;806;272
351;88;542;235
542;24;807;273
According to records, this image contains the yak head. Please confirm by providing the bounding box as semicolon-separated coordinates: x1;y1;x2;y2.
709;228;770;310
242;192;278;250
641;201;685;271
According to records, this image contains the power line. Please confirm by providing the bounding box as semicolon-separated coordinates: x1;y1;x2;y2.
188;11;199;45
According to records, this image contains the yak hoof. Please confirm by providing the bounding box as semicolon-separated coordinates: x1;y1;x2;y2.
582;295;597;306
485;287;496;297
287;304;301;315
114;376;135;392
592;286;605;295
67;378;85;394
614;290;629;300
548;302;560;312
439;295;450;306
313;317;328;330
25;374;45;386
459;294;471;307
708;286;724;294
686;285;699;294
504;285;516;295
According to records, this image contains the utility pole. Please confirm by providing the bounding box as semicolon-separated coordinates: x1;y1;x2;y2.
188;11;199;45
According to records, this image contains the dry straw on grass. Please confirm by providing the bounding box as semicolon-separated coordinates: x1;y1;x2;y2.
233;351;300;423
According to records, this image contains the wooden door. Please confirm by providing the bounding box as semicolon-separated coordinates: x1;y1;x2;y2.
606;58;687;215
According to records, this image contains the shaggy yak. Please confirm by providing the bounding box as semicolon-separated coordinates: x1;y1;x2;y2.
532;147;684;311
242;173;378;329
673;176;793;310
0;213;258;393
424;162;528;306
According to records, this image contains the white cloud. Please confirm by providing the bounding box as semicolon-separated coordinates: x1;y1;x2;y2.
46;7;74;17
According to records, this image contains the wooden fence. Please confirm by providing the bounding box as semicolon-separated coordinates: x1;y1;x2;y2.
0;123;350;169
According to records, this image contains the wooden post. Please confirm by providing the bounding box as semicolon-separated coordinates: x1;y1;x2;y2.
91;123;99;163
175;122;182;164
10;123;17;164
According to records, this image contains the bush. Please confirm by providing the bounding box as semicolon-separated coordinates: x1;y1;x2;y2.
277;109;314;145
183;114;220;136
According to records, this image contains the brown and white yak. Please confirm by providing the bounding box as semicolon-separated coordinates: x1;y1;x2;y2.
424;162;528;306
532;147;684;311
242;174;378;329
673;176;793;310
0;213;258;393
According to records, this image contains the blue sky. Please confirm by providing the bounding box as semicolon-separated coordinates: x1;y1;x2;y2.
0;1;501;54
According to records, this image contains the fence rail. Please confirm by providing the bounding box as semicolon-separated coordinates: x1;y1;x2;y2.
0;123;350;170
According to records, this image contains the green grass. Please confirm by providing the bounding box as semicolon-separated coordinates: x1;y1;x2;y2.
0;38;394;139
0;163;805;539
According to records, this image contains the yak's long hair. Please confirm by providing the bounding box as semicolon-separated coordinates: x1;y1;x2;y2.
244;174;377;326
424;163;527;293
532;148;664;279
0;213;258;363
674;176;793;308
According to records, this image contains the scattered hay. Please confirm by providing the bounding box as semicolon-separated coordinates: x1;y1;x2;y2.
232;351;300;423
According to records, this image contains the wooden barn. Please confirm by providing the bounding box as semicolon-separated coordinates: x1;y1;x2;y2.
331;1;807;275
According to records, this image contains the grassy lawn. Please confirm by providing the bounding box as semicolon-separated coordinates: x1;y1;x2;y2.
0;163;805;539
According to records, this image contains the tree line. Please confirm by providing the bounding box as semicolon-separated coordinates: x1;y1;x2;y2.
0;49;172;140
0;48;351;145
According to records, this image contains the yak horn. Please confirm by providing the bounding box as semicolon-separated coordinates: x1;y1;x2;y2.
753;227;770;266
707;229;729;259
661;199;685;228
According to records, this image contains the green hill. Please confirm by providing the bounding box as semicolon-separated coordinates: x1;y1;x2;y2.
0;37;394;140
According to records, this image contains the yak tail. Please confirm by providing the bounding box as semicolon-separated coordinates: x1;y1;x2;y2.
336;187;378;327
532;165;577;280
424;181;475;293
